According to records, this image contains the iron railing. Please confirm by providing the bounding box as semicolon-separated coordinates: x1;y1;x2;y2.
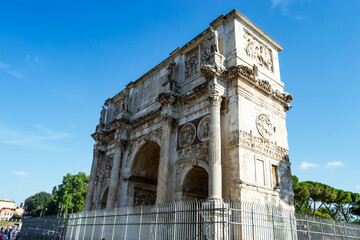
21;200;360;240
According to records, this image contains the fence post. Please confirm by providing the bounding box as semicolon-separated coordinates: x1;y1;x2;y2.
111;207;117;240
289;210;294;240
154;205;158;240
124;207;129;240
82;211;88;240
320;217;324;240
90;210;96;240
100;209;106;239
252;202;255;240
344;222;348;238
272;206;275;240
173;202;177;240
333;219;336;240
306;216;311;240
138;206;143;240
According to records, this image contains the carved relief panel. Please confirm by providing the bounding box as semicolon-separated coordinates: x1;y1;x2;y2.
197;116;210;141
244;29;274;72
185;47;199;79
100;155;113;190
256;114;273;139
134;187;156;206
178;123;196;148
177;115;210;160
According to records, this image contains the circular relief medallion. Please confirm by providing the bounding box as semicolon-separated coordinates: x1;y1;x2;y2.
179;123;196;148
256;114;273;139
197;116;210;141
105;157;113;173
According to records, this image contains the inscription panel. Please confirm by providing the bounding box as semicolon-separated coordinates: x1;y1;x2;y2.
229;130;288;161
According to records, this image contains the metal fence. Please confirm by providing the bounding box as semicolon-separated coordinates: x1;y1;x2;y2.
21;214;67;240
21;200;360;240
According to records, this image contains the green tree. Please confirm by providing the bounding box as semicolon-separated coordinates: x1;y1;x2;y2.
292;176;310;214
24;191;53;216
55;172;89;215
52;186;57;196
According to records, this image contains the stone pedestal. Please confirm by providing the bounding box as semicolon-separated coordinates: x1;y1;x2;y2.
201;200;230;240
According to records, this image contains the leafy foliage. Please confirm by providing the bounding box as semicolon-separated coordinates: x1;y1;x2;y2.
292;176;360;222
54;172;89;215
24;191;53;216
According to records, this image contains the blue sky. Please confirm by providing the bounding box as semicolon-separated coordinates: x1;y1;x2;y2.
1;0;359;205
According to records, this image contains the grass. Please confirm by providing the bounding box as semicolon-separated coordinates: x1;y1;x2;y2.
0;221;19;227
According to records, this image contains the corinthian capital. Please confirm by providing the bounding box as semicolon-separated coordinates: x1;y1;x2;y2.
208;94;222;107
161;115;173;126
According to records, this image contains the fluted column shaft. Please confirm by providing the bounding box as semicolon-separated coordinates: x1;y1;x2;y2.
208;95;223;200
156;116;172;203
85;146;101;211
106;140;122;209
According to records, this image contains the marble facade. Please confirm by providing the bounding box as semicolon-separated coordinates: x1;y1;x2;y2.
84;9;294;211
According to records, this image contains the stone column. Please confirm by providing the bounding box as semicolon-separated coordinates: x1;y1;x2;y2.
156;116;173;203
208;94;223;200
106;139;122;210
85;145;101;211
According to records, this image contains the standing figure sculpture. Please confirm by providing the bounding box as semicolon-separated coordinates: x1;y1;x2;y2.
208;27;219;54
99;106;106;125
167;58;176;82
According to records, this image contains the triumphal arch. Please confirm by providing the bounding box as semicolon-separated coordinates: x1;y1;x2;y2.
84;9;294;211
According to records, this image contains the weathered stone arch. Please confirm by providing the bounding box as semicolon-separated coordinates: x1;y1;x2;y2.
125;134;161;176
100;187;109;209
127;139;161;206
180;159;209;200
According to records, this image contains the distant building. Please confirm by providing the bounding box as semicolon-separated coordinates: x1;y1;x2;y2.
0;200;24;221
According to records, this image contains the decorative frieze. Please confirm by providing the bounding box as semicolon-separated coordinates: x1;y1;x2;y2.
185;48;199;79
104;156;113;173
134;188;156;206
229;130;289;161
178;141;209;160
226;65;293;111
244;29;273;72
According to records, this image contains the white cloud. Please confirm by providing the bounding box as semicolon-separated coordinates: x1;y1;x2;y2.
13;171;28;176
300;161;319;170
270;0;310;21
25;54;40;63
0;124;70;150
325;161;344;168
0;62;11;69
0;61;23;78
356;185;360;190
271;0;292;7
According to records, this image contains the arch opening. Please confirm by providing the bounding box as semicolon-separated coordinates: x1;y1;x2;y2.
101;188;109;210
130;141;160;206
182;167;209;200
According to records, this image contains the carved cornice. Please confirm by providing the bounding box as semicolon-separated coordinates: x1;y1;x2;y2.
200;64;226;80
229;130;289;161
178;82;208;104
226;65;293;111
130;108;161;129
91;128;116;143
157;92;179;106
